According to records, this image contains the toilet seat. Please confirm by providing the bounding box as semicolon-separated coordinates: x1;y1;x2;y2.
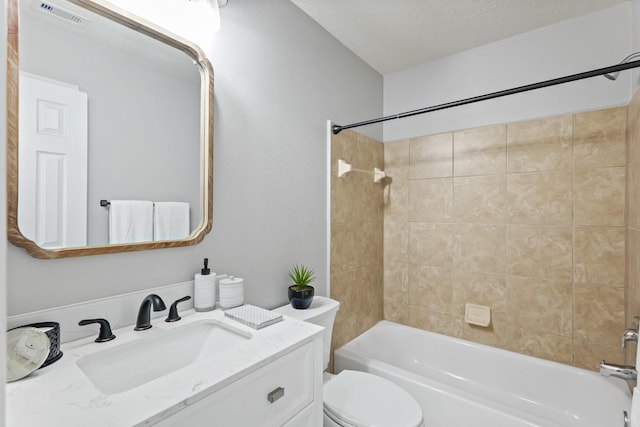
323;370;424;427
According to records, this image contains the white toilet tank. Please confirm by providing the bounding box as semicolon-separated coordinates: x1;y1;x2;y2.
274;296;339;370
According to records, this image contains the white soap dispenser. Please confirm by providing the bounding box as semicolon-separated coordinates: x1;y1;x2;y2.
194;258;216;311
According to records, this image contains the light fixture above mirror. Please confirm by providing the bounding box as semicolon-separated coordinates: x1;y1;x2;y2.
6;0;214;258
106;0;228;44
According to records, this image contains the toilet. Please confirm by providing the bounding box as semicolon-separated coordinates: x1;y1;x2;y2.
275;296;424;427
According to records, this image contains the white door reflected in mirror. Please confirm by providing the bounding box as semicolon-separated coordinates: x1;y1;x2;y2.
18;72;88;249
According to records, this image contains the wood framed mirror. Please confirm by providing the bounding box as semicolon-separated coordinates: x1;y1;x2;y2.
6;0;213;258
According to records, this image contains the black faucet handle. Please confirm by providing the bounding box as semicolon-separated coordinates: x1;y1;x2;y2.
166;296;192;322
79;318;116;343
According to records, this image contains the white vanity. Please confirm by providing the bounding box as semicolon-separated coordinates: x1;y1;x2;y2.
7;308;324;426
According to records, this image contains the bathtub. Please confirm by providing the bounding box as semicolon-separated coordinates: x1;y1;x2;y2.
333;321;631;427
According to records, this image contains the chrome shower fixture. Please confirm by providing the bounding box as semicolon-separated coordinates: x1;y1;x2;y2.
604;52;640;80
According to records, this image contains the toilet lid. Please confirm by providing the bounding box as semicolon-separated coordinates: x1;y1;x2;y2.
323;370;424;427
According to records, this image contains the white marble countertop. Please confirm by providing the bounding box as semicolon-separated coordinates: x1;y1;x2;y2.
7;307;323;427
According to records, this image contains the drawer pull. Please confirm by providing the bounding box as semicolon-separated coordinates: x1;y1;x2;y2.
267;386;285;403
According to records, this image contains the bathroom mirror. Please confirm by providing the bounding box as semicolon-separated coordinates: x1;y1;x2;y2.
6;0;213;258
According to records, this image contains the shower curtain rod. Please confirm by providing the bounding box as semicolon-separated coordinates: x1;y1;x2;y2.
331;59;640;135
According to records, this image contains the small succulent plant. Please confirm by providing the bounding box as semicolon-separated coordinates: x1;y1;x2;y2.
288;264;315;290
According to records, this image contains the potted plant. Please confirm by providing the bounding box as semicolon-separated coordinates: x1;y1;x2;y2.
287;264;315;309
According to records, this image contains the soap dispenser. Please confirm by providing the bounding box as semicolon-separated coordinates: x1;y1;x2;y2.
194;258;216;311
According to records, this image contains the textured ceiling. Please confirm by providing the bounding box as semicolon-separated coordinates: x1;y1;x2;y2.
290;0;628;75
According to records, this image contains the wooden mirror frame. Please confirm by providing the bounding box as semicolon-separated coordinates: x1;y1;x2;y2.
6;0;213;259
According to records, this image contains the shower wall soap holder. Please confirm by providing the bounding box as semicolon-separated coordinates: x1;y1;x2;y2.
465;303;491;327
338;159;386;183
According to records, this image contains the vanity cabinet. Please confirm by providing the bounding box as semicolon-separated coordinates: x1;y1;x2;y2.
154;340;322;427
7;306;324;427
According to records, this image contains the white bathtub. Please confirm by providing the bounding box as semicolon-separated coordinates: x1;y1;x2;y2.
334;321;631;427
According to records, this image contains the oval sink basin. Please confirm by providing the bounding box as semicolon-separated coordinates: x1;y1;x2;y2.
77;320;251;394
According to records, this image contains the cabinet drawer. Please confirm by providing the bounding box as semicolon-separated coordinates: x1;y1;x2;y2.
156;342;315;427
283;404;315;427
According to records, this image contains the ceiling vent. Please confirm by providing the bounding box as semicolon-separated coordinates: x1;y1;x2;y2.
33;1;90;28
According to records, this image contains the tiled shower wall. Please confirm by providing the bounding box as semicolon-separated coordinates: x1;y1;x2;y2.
627;91;640;365
383;107;628;370
329;129;384;370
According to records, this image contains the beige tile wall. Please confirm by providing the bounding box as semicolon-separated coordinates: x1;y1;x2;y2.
384;107;628;370
627;91;640;365
330;129;384;371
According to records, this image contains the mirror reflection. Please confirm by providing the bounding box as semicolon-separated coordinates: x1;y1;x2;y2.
7;0;213;257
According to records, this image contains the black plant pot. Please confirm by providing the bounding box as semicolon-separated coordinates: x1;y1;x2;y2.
288;285;314;309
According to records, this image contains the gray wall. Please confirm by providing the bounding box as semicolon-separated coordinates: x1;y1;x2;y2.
20;16;201;245
383;3;635;141
7;0;383;315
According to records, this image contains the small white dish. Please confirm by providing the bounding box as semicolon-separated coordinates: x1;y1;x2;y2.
6;327;50;382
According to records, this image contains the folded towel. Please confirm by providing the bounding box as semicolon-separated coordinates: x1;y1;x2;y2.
224;305;283;329
108;200;154;244
153;202;190;241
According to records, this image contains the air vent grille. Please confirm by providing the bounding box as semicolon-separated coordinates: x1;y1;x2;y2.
34;1;90;27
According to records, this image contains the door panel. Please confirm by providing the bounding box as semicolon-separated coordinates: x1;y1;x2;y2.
18;73;88;248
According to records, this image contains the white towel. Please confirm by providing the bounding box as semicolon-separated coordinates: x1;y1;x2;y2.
632;387;640;427
153;202;190;241
108;200;154;244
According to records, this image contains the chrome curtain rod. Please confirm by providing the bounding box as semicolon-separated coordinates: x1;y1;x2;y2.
331;59;640;135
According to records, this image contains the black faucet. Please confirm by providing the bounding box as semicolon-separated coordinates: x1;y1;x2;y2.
134;294;167;331
79;318;116;342
166;296;192;322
